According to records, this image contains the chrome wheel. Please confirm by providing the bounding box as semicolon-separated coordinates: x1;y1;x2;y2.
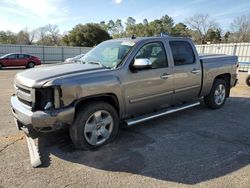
214;84;226;105
84;110;113;146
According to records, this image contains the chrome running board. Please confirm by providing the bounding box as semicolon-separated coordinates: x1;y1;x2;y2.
126;101;200;127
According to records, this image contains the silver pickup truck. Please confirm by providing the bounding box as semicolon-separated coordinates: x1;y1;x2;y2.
11;36;238;151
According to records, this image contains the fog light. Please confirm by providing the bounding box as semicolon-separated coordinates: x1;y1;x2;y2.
44;102;53;110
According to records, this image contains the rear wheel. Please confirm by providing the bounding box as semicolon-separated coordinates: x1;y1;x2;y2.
204;79;228;109
70;102;119;150
246;76;250;86
26;62;35;68
0;63;2;69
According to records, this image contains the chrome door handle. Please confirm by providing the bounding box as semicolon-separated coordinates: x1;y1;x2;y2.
191;69;201;74
160;73;171;79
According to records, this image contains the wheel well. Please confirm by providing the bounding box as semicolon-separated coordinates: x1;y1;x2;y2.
74;94;120;116
214;73;231;97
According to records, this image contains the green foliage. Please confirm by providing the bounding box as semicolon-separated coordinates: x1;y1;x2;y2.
0;31;17;44
205;29;221;43
66;23;111;47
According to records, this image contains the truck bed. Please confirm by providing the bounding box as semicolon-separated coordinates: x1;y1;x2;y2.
199;54;238;97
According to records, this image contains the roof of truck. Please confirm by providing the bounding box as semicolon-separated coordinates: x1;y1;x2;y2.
110;36;189;43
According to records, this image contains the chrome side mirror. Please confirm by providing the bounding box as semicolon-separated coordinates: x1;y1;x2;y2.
133;58;152;69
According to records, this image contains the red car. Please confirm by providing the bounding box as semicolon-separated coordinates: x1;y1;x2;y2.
0;53;41;69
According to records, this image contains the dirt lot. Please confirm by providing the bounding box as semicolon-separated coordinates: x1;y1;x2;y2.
0;67;250;188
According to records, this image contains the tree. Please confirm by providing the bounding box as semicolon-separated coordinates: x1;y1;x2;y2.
205;28;221;43
16;28;37;45
115;19;124;35
126;17;136;36
160;15;174;34
171;22;190;37
0;31;17;44
47;24;60;45
230;14;250;42
185;14;218;44
66;23;111;47
107;20;115;35
143;19;148;25
36;26;48;45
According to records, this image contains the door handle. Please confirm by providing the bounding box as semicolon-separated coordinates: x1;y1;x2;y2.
191;69;201;74
160;73;171;79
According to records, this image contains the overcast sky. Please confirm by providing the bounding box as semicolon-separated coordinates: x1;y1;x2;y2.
0;0;250;33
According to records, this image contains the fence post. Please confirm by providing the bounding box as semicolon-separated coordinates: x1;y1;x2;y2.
233;45;237;55
62;47;64;62
42;45;45;64
202;45;205;54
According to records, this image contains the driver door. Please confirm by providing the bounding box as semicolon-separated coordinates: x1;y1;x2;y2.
5;54;18;66
124;41;174;117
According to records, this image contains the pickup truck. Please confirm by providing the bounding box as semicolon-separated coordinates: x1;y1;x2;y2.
11;36;238;151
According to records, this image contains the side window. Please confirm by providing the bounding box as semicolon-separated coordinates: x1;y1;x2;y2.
7;54;17;59
135;42;168;69
169;41;195;66
18;54;25;59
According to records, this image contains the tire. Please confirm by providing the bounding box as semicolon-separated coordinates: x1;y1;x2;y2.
204;79;228;109
0;63;2;69
246;76;250;87
26;62;35;68
70;102;119;150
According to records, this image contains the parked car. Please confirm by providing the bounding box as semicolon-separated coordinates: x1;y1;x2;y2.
11;36;238;152
246;69;250;86
64;54;85;63
0;53;41;69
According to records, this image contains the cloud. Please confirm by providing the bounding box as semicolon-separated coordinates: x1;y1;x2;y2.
1;0;71;24
112;0;122;4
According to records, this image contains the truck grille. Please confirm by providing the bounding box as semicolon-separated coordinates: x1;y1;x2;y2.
15;83;35;110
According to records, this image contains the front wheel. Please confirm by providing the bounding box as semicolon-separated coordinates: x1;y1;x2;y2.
204;79;228;109
70;102;119;150
246;76;250;86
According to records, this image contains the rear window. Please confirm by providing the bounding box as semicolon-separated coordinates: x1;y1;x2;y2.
169;41;195;66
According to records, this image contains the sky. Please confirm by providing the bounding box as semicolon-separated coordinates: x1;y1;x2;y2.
0;0;250;33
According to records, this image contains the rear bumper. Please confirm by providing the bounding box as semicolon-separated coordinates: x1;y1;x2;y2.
11;95;75;130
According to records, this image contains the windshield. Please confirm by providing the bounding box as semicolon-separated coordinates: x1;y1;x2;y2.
81;40;135;69
0;54;11;58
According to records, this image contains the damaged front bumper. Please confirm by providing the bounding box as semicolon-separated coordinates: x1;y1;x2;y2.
11;95;75;132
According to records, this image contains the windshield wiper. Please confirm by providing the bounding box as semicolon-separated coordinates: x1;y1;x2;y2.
85;61;111;69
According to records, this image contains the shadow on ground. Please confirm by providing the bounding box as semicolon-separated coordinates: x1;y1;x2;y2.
37;97;250;184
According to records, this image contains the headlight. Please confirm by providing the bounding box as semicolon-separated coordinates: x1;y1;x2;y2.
35;86;62;111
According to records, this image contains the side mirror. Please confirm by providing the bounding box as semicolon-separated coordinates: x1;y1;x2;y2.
133;58;152;69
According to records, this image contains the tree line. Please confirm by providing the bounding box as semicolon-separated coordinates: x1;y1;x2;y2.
0;13;250;47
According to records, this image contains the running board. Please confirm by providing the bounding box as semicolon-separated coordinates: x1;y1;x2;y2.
126;101;200;127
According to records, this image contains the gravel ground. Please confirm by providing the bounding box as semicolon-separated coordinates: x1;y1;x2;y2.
0;66;250;188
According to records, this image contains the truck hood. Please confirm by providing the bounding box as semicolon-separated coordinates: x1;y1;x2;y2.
15;63;106;87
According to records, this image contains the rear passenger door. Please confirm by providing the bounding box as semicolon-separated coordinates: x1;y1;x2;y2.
17;54;29;66
169;40;202;102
